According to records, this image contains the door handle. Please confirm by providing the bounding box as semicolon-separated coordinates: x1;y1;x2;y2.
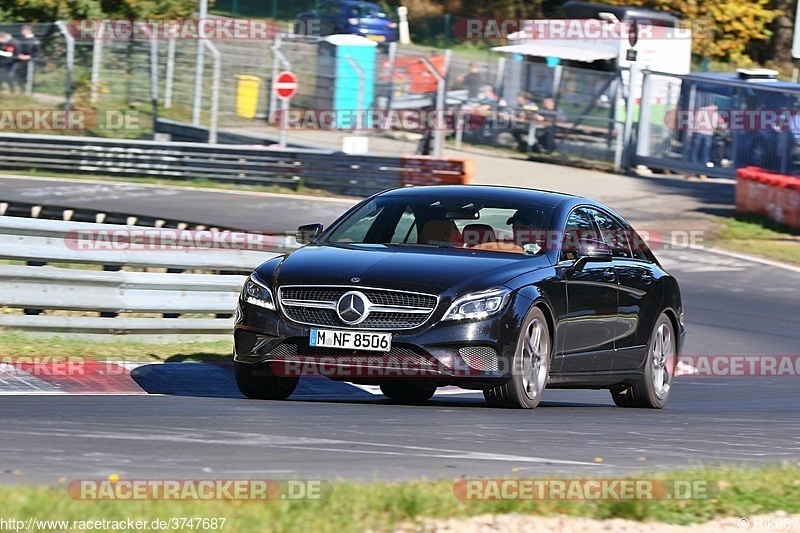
603;269;616;282
641;273;653;285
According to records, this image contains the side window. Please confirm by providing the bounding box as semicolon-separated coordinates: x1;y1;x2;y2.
593;210;633;259
561;207;600;261
389;208;418;244
318;2;341;15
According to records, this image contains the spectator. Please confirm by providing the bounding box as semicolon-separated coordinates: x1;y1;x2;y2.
690;102;721;166
532;97;566;153
12;25;40;94
456;62;483;99
0;32;19;94
511;91;538;151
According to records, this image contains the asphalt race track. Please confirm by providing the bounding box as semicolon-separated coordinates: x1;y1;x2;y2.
1;175;799;484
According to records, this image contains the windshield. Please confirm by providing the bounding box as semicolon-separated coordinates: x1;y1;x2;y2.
325;195;555;255
350;4;388;17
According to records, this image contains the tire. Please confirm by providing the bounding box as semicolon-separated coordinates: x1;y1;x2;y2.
234;362;299;400
484;306;551;409
380;382;436;404
611;312;677;409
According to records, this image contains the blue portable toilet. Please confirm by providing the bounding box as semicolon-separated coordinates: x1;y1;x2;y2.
316;35;377;129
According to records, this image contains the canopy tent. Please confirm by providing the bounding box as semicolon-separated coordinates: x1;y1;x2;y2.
491;42;618;62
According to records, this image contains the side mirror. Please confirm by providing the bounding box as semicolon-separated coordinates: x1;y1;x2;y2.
296;223;323;245
573;238;612;270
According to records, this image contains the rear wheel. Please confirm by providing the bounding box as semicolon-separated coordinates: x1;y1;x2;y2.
484;306;551;409
234;362;299;400
611;312;676;408
380;382;436;404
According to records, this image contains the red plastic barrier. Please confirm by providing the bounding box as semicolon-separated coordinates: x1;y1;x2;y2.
736;167;800;229
400;156;476;187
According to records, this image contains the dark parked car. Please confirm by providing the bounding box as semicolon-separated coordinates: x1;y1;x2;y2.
295;0;398;44
234;186;685;409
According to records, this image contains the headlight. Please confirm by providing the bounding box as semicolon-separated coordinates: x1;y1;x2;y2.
443;288;511;321
242;274;275;311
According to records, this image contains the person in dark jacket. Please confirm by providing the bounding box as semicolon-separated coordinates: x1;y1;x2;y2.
12;25;41;93
0;32;19;93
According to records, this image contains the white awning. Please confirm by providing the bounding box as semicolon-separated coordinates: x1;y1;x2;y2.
491;42;618;62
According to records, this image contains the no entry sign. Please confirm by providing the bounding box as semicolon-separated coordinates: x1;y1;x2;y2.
275;71;298;100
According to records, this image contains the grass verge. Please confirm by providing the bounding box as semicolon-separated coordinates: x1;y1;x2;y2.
0;331;231;363
1;465;799;532
715;214;800;265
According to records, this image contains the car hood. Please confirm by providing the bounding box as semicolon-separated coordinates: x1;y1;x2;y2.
260;243;551;296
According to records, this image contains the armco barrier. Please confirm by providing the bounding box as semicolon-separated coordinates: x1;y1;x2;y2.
0;132;475;196
0;216;294;339
736;167;800;230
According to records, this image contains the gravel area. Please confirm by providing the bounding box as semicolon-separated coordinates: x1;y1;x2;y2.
397;512;800;532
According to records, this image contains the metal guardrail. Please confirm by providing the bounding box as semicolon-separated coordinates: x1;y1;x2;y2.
0;216;293;339
0;132;474;196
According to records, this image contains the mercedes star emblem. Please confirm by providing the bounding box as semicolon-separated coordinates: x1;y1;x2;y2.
336;291;369;325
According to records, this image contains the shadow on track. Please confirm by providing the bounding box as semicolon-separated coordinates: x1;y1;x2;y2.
128;362;609;408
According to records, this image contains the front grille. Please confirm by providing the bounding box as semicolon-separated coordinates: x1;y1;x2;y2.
278;285;438;330
459;346;499;372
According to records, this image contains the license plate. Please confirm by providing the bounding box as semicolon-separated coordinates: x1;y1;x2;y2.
365;34;386;42
310;328;391;352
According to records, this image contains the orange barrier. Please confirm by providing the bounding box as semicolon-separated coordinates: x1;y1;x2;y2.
736;167;800;229
400;156;476;187
386;55;447;95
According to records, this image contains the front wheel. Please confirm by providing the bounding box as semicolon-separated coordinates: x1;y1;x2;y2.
484;306;551;409
611;312;677;408
234;362;299;400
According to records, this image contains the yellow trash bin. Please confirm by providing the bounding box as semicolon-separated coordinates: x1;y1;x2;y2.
235;75;261;119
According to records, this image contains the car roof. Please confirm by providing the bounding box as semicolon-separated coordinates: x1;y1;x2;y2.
379;185;581;207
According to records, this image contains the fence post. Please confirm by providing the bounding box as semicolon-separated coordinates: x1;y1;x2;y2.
422;49;451;157
192;0;209;126
622;62;640;171
150;36;160;129
205;41;221;144
25;59;34;95
164;28;176;109
55;21;74;112
636;69;653;159
90;37;102;104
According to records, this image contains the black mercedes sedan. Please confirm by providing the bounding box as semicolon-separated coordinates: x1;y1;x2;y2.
233;185;684;409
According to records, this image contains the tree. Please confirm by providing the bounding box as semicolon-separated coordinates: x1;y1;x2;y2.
597;0;780;63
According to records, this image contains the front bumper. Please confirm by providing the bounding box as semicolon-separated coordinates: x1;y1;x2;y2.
233;294;529;387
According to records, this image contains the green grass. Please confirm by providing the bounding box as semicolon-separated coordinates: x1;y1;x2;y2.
715;214;800;265
0;330;232;363
1;465;799;532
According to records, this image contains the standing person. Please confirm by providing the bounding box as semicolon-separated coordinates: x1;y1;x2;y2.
511;91;538;152
456;62;483;100
13;25;40;94
690;102;720;167
0;32;19;94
